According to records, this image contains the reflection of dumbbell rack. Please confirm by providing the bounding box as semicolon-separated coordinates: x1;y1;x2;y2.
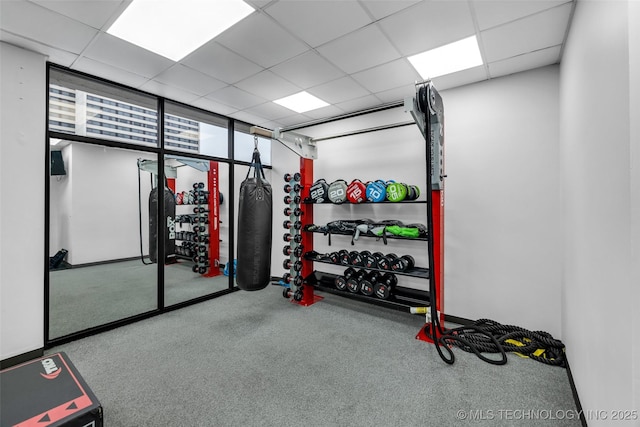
174;182;211;275
281;173;304;301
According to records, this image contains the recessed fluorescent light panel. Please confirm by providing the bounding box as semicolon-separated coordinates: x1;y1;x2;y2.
274;92;329;113
408;36;483;79
107;0;254;61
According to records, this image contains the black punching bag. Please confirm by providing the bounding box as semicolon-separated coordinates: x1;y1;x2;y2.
237;149;272;290
149;184;176;263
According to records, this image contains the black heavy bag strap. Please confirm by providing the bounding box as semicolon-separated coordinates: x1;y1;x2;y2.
237;146;273;291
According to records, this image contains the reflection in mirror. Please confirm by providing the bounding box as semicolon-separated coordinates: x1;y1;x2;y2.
48;140;158;339
163;156;231;306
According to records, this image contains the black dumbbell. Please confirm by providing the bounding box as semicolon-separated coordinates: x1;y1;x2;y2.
339;249;351;265
283;259;303;271
348;250;359;266
293;207;303;217
284;195;302;205
193;182;205;190
335;267;356;291
377;253;398;271
284;183;301;193
360;271;380;296
282;219;302;230
284;172;301;182
374;273;398;299
346;269;367;293
283;245;304;257
365;252;383;269
283;233;303;243
329;252;340;264
282;245;292;256
390;255;416;272
350;250;368;267
284;207;292;216
193;225;206;233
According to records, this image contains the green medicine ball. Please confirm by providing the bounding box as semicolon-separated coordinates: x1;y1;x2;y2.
386;182;407;202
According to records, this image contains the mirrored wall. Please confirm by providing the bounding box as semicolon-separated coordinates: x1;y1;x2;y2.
47;65;271;343
48;141;158;339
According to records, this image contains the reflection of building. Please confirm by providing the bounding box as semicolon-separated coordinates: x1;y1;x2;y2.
48;84;199;151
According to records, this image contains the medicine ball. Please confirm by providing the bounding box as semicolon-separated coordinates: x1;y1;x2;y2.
406;185;420;201
366;180;386;202
386;182;407;202
309;179;329;203
328;179;348;204
346;179;366;204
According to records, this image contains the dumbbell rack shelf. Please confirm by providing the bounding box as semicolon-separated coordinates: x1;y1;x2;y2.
304;228;429;242
306;271;430;312
303;254;430;279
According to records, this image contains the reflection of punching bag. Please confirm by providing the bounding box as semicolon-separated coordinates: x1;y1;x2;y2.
149;184;176;263
237;149;272;291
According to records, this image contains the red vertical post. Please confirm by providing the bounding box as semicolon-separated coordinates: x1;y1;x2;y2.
432;189;444;323
166;178;176;193
204;161;221;277
297;157;322;306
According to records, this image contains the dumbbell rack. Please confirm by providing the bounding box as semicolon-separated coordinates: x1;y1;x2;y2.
173;161;221;277
282;84;445;342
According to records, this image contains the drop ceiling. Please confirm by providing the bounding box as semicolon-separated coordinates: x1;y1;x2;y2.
0;0;574;129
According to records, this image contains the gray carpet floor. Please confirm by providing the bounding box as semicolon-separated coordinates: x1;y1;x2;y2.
50;285;580;427
49;260;231;339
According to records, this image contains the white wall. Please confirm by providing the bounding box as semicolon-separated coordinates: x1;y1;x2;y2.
560;0;637;422
284;66;562;337
630;0;640;416
0;43;46;359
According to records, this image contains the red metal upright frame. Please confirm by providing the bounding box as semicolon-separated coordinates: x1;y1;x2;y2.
294;157;322;306
204;161;221;277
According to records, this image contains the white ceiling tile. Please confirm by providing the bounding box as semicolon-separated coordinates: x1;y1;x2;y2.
374;84;415;104
229;110;269;126
352;59;420;93
0;30;79;66
245;0;275;11
488;45;561;78
274;114;314;127
301;104;345;120
29;0;127;30
430;65;488;91
359;0;421;20
335;94;383;114
270;50;345;89
265;0;371;47
82;33;174;78
481;3;573;62
243;102;297;120
206;86;266;110
215;13;308;68
1;0;98;54
72;56;149;88
154;64;227;96
190;97;238;116
181;41;263;84
473;0;571;31
308;76;370;104
234;70;300;101
138;80;201;104
317;24;400;74
378;0;475;56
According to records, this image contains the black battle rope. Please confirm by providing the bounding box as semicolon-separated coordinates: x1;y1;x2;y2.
425;319;567;367
137;160;153;265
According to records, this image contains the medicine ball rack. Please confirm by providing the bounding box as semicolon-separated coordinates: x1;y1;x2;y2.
252;80;445;343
